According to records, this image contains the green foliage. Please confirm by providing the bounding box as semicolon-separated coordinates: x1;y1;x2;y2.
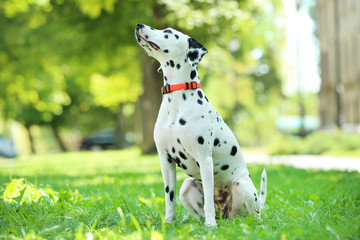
270;130;360;156
0;0;287;151
0;0;149;130
0;149;359;239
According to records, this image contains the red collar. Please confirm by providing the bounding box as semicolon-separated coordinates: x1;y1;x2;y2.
161;81;201;95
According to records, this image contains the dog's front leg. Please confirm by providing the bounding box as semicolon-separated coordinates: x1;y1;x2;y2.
199;155;217;227
159;152;177;223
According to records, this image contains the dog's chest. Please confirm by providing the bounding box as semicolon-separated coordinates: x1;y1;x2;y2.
154;90;248;185
154;90;209;179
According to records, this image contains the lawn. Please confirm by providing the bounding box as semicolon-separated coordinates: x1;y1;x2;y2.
0;148;359;239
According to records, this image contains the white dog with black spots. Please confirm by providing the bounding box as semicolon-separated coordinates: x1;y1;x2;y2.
135;23;267;227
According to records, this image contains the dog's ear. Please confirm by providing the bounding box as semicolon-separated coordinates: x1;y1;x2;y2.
187;38;208;66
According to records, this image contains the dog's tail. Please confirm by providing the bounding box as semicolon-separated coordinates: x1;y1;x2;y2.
258;169;267;213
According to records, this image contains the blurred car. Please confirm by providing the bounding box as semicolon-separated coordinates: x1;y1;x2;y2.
80;128;115;150
0;137;17;158
276;116;320;136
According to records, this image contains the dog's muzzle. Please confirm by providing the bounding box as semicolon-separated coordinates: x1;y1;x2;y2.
135;23;160;51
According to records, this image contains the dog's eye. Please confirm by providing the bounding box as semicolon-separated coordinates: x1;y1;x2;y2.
163;29;173;34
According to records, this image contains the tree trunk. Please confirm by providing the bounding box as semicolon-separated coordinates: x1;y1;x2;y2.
25;124;36;154
114;103;127;149
51;125;67;152
136;56;163;154
134;3;165;153
134;96;144;147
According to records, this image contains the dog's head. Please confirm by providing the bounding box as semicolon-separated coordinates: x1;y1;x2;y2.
135;23;208;67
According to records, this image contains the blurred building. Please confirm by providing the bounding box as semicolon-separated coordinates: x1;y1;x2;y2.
316;0;360;132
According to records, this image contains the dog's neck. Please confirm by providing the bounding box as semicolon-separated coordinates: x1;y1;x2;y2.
160;61;200;86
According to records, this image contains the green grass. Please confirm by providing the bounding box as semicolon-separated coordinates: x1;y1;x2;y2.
0;148;359;239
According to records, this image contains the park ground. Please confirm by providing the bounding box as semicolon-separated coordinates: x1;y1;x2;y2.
0;148;359;239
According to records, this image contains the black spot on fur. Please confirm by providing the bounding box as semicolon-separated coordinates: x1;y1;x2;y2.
164;35;168;39
176;64;181;69
197;99;203;105
163;29;172;34
205;96;209;102
187;51;198;62
179;118;186;125
150;27;155;30
170;60;175;67
190;70;196;79
170;191;174;201
188;37;207;51
254;193;257;201
214;171;218;175
174;157;181;164
175;34;179;39
182;93;187;100
230;146;237;156
221;165;229;170
166;62;170;66
172;147;175;153
164;49;169;53
165;186;169;193
168;97;171;103
214;138;220;146
181;164;187;170
198;136;204;144
177;138;181;144
197;90;203;98
261;191;265;195
179;151;187;159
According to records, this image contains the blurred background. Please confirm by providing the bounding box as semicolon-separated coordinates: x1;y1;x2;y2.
0;0;359;158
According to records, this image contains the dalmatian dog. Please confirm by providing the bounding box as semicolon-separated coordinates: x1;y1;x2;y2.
135;23;267;227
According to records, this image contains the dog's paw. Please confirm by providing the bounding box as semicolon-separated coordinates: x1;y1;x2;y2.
204;219;217;228
164;216;176;223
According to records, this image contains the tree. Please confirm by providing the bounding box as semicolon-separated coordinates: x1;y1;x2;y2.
0;0;286;154
0;0;150;152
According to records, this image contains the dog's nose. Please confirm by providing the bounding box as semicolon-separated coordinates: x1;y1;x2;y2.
136;23;145;30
